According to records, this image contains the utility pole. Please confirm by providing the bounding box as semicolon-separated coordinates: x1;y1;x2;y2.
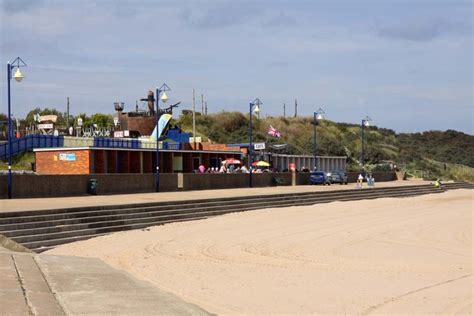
205;101;208;115
294;98;297;117
283;103;286;118
66;97;70;127
201;94;204;115
192;89;196;149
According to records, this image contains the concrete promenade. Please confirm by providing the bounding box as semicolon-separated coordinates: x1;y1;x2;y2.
0;179;432;213
0;247;210;315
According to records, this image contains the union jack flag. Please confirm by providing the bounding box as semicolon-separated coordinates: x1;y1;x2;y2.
268;125;281;138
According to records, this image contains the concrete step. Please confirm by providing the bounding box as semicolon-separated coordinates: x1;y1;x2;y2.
0;183;447;220
18;188;443;250
1;183;470;253
2;186;440;237
0;184;441;228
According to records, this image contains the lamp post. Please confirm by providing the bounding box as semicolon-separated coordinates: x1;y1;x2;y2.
6;57;27;199
155;83;171;192
313;107;325;170
360;115;372;169
248;98;262;188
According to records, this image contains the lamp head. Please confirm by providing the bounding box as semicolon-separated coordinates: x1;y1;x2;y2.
160;91;169;103
315;107;325;120
13;67;25;82
363;116;372;127
253;104;261;114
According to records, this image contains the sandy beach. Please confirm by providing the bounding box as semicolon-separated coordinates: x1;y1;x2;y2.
47;189;473;315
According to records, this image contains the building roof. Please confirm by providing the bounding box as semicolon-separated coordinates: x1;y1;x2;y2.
33;147;242;155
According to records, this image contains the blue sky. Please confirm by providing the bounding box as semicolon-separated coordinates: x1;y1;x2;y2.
1;0;472;133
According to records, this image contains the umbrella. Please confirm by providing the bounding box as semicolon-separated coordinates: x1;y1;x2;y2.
252;161;270;167
224;158;241;165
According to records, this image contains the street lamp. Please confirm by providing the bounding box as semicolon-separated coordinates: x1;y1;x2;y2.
360;115;372;169
248;98;262;188
313;107;325;170
6;57;27;199
155;83;171;192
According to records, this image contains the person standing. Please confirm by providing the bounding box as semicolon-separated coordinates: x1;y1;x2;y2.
357;173;364;188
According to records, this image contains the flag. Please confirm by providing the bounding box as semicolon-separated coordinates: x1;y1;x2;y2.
268;125;281;138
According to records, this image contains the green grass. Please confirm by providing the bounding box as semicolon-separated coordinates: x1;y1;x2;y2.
0;151;35;171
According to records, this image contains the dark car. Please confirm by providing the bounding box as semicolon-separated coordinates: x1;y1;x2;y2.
327;170;348;185
310;171;331;185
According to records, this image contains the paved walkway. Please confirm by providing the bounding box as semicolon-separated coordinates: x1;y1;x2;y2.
0;247;209;315
0;180;433;213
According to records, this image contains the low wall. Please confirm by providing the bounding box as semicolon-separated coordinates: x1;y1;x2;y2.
0;174;178;199
0;172;396;199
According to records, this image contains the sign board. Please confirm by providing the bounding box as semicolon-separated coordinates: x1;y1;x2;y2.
59;153;76;161
39;115;57;123
114;131;124;138
123;130;130;137
38;123;54;130
254;142;265;150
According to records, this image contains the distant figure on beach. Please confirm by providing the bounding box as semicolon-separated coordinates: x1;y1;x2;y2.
367;173;375;187
357;173;364;188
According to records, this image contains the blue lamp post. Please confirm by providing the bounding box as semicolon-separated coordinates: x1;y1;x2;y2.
6;57;27;199
360;115;372;169
155;83;171;192
313;107;325;170
248;98;262;188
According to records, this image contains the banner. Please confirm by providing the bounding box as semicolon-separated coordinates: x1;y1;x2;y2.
150;114;172;140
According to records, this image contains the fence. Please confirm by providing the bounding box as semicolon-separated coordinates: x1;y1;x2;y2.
0;135;64;159
0;135;183;160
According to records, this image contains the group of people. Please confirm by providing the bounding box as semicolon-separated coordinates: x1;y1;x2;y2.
196;163;275;174
197;163;250;174
357;173;375;188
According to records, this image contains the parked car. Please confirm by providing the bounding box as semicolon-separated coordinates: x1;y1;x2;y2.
310;171;331;185
327;170;348;185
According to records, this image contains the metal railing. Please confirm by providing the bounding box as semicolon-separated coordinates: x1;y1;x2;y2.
0;135;64;159
0;135;183;159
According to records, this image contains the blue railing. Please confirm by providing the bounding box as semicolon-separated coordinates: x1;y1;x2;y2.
0;135;64;159
0;135;184;160
163;142;181;150
94;138;140;149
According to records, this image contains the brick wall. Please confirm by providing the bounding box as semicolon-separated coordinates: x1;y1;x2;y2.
35;150;90;175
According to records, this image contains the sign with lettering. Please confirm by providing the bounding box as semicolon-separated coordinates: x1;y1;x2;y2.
254;142;265;150
59;153;76;161
38;123;54;130
114;131;124;138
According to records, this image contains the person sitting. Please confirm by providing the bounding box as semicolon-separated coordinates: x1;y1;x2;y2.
240;165;249;173
198;164;206;173
219;164;227;173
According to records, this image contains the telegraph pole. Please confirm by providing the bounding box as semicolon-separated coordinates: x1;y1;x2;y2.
201;94;204;115
294;99;298;117
192;89;196;149
205;101;208;115
66;97;70;127
283;103;286;117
